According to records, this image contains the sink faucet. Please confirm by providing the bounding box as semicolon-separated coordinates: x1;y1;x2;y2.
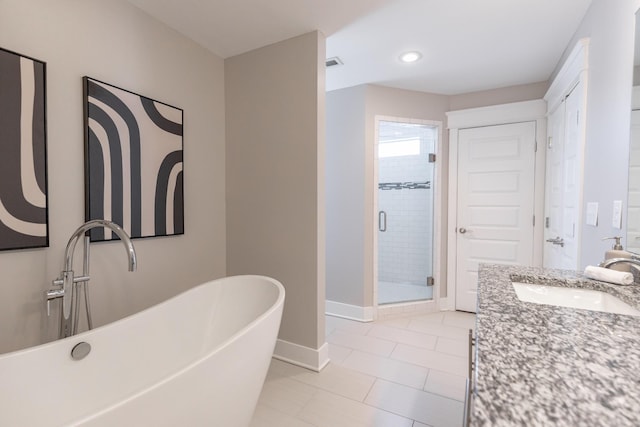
599;258;640;269
47;220;137;338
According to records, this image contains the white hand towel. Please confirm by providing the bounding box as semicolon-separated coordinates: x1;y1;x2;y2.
584;265;634;285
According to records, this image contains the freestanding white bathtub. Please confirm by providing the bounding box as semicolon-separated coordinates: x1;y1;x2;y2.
0;275;285;427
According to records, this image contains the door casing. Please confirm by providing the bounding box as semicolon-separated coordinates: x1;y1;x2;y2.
446;100;547;312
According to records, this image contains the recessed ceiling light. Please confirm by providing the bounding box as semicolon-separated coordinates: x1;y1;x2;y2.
399;51;422;63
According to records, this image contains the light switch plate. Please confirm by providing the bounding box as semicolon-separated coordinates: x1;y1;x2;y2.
613;200;623;229
586;202;598;226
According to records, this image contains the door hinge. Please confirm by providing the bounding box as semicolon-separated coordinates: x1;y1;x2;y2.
545;217;550;228
428;153;436;163
533;215;535;226
534;140;537;152
426;276;435;287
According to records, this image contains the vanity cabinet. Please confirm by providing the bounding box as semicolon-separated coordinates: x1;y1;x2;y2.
471;264;640;426
462;328;474;427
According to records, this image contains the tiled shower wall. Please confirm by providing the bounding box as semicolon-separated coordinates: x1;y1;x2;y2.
378;126;435;286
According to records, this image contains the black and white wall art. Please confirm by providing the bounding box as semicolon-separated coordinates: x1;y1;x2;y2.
83;77;184;242
0;47;48;251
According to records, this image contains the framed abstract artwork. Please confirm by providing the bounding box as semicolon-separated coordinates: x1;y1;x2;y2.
0;47;48;250
83;77;184;242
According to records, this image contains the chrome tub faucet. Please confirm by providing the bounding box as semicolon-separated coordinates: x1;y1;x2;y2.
47;220;137;338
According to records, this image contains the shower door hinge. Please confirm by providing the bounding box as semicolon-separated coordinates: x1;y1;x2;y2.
426;276;435;287
428;153;436;163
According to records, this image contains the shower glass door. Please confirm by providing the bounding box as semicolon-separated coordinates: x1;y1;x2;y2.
377;120;436;304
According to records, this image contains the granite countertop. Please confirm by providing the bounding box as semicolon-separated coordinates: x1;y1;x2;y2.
471;264;640;427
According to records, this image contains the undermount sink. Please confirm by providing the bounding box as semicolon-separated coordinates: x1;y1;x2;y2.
512;282;640;316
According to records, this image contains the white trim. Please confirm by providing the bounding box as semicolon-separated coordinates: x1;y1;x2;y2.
325;300;374;322
273;340;330;372
372;115;443;313
447;101;547;312
446;99;547;130
544;38;589;113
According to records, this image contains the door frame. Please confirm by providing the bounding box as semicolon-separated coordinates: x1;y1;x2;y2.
444;100;547;311
372;115;443;316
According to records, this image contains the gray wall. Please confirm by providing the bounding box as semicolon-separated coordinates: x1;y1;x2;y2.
552;0;637;267
0;0;226;353
226;32;326;350
326;86;367;306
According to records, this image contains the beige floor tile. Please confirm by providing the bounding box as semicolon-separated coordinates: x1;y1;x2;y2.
364;379;464;427
257;374;318;416
340;349;429;389
298;389;414;427
368;324;438;350
407;319;469;341
250;403;316;427
375;315;412;329
285;362;377;402
267;358;314;378
326;315;374;335
391;344;467;377
406;311;445;324
327;329;397;357
328;343;353;364
435;336;468;357
255;310;474;427
423;370;468;402
442;311;476;330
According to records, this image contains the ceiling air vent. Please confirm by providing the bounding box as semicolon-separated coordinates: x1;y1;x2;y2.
325;57;343;68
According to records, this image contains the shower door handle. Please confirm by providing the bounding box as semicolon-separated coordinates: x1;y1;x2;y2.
378;211;387;232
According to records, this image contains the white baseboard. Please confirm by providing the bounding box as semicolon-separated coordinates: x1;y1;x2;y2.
325;300;374;322
273;339;330;372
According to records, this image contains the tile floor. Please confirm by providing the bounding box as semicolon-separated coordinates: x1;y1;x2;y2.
250;310;476;427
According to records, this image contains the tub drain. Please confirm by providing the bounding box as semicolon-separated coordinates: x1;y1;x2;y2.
71;342;91;360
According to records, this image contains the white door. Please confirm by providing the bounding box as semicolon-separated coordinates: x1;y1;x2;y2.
455;122;537;312
543;102;566;268
543;82;583;269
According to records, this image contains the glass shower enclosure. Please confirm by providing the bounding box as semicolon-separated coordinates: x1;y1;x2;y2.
377;120;437;305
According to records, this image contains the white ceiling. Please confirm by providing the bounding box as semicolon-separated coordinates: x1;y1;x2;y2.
128;0;593;95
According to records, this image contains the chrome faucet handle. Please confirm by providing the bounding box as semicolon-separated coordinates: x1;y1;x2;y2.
61;270;74;320
45;288;65;316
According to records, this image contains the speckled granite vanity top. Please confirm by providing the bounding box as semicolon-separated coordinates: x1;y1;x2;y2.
471;264;640;427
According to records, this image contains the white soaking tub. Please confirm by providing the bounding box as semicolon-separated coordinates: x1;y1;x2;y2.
0;275;285;427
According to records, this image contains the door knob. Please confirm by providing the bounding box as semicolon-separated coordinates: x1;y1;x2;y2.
545;236;565;247
459;227;467;234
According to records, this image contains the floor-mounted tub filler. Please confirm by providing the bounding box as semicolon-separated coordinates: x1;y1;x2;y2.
0;275;285;427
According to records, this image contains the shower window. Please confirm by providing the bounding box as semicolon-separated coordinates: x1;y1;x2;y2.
378;139;420;158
